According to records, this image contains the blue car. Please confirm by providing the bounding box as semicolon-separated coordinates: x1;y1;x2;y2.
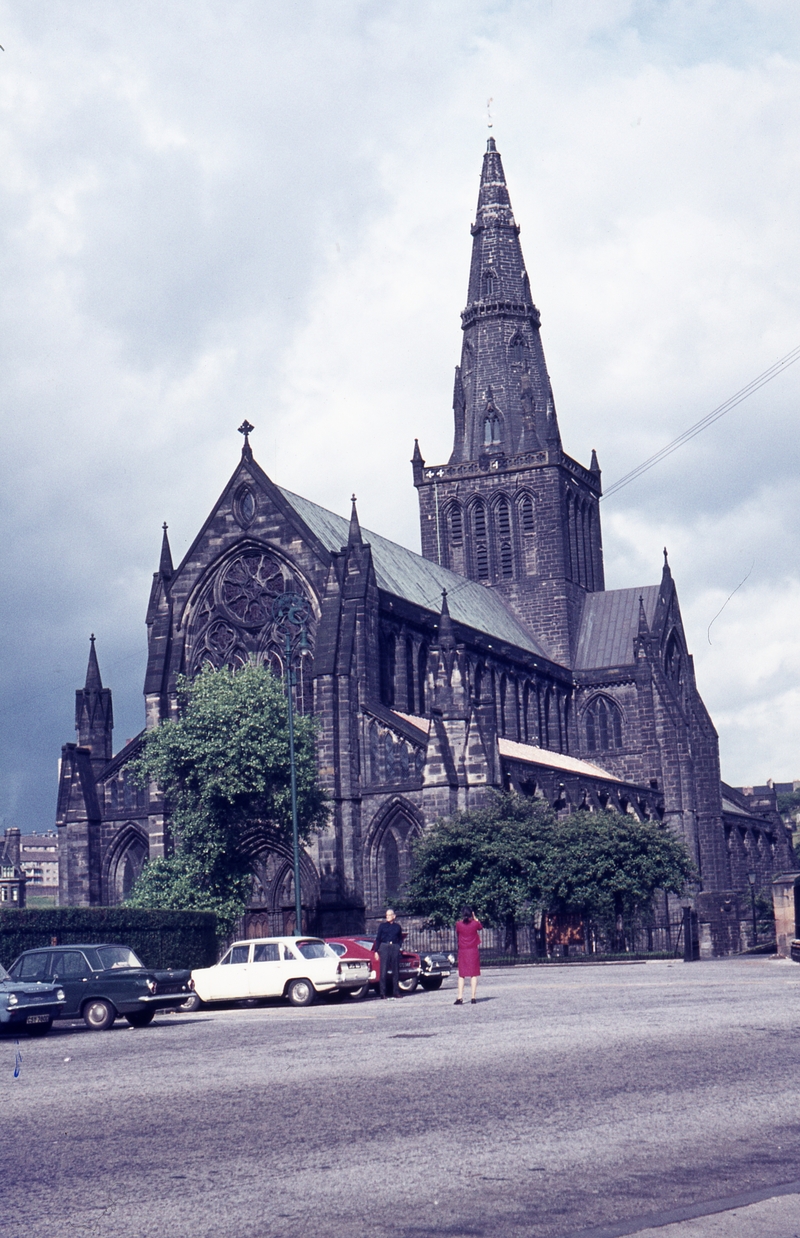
0;960;66;1036
8;943;192;1030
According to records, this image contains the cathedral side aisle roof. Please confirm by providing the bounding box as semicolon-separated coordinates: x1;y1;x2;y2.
497;738;622;782
278;487;548;659
575;585;661;670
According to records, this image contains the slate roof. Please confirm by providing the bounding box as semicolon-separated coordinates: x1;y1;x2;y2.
278;488;547;658
574;585;661;670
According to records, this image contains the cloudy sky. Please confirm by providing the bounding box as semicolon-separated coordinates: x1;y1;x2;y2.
1;0;799;834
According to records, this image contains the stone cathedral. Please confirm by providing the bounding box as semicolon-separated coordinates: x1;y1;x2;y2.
55;140;793;954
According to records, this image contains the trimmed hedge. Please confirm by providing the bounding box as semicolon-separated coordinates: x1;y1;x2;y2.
0;908;219;971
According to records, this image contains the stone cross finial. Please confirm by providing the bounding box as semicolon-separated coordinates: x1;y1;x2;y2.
238;420;255;442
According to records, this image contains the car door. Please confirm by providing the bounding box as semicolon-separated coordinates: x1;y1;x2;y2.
48;950;92;1016
208;944;252;1000
248;942;285;997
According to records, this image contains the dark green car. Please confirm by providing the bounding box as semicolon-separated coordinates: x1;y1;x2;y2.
8;943;192;1031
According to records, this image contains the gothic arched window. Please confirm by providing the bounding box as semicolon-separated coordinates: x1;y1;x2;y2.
509;332;526;365
475;543;489;580
482;269;496;297
383;833;400;898
585;697;623;752
484;413;501;445
449;505;463;546
472;502;487;539
496;499;511;536
519;494;534;533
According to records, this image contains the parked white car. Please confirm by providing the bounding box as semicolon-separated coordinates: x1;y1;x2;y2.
190;937;370;1008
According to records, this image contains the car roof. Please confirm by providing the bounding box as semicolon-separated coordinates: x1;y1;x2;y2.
19;942;135;952
227;936;325;948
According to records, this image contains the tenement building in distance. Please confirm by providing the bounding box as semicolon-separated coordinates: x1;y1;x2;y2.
55;140;794;954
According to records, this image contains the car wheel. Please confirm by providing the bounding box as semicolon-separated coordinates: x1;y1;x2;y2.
287;979;316;1007
83;998;116;1031
125;1009;156;1028
420;976;443;991
346;984;369;1000
398;975;419;994
26;1018;53;1037
177;992;202;1013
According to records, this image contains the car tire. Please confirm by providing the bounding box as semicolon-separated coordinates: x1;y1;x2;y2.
398;975;419;994
26;1018;53;1037
82;998;116;1031
346;984;369;1000
177;992;202;1013
420;976;443;991
125;1009;156;1028
286;979;316;1007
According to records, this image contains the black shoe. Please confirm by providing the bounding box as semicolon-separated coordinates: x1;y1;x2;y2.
470;998;477;1004
454;998;463;1005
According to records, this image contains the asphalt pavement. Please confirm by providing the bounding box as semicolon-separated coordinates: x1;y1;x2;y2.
4;957;800;1238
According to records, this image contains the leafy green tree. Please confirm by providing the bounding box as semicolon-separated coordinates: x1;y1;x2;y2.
404;793;694;953
543;810;694;949
404;793;555;950
126;664;328;933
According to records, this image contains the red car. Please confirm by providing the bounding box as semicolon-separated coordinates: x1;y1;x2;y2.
325;936;422;998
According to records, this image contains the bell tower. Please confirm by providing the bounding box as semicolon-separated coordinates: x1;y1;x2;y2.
413;139;604;666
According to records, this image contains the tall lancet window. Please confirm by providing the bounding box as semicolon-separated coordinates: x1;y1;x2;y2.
484;412;501;445
482;269;496;297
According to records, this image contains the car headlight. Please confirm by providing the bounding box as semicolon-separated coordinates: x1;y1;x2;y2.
146;978;157;993
7;993;19;1006
424;956;432;966
56;989;66;1001
448;954;456;965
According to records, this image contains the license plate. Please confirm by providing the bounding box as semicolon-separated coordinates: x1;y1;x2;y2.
26;1014;50;1024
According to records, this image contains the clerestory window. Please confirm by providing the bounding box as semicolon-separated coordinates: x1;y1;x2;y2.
585;697;623;752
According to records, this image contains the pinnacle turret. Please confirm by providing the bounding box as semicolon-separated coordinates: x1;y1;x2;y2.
348;494;363;547
449;139;560;464
159;523;173;579
84;633;102;691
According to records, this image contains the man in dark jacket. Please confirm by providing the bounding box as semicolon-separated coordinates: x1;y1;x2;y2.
373;909;403;998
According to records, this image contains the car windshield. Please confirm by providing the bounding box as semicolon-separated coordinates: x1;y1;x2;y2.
295;939;335;960
96;946;144;970
0;963;9;982
327;942;347;956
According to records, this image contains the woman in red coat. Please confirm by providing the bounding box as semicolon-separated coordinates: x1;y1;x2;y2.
454;907;483;1004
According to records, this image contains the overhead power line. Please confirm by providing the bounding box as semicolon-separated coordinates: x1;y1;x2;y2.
601;344;800;500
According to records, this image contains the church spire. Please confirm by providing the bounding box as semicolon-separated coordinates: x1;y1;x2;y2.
450;139;560;464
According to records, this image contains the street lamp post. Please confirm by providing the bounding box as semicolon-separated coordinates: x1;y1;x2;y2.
271;592;311;937
747;870;758;948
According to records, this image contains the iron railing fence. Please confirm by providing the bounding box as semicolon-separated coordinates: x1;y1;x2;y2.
400;915;775;961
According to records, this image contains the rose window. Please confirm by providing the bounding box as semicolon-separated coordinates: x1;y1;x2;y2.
219;552;286;628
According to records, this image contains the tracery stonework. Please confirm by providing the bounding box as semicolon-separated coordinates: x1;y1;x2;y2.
188;549;315;679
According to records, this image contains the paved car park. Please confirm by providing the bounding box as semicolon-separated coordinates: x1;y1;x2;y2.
4;957;800;1238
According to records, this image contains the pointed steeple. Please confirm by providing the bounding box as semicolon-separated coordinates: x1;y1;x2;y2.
348;494;363;547
159;523;173;579
662;547;672;579
450;139;560;463
85;633;102;691
590;449;600;476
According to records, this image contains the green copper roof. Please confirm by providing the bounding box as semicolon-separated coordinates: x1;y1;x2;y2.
279;487;547;659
